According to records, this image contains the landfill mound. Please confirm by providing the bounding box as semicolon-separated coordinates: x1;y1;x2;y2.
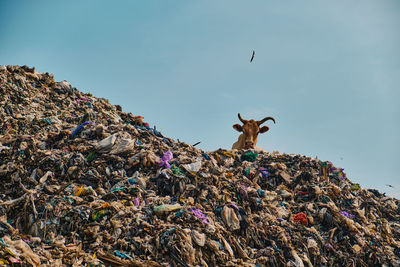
0;65;399;267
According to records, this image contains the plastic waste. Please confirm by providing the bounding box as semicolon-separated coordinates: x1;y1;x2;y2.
158;151;173;168
154;203;182;216
95;134;118;153
182;159;202;173
241;152;258;162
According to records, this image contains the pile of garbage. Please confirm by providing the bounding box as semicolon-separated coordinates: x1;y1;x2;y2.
0;65;399;266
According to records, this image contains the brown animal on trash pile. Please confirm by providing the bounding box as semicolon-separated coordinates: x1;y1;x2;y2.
232;113;275;150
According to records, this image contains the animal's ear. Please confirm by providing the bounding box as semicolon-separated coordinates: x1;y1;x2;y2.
233;124;243;132
259;126;269;133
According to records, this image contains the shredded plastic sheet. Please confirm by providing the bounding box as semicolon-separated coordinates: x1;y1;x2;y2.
189;208;209;224
158;150;173;168
340;211;355;219
71;121;94;138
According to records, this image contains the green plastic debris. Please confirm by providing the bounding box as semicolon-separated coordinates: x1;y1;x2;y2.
241;152;258;162
171;164;185;176
92;210;109;221
350;183;360;191
86;151;96;162
111;187;126;193
175;209;185;218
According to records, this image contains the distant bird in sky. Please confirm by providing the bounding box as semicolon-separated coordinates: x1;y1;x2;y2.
386;184;394;188
250;50;255;63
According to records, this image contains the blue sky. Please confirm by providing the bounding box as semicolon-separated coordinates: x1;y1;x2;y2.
1;1;399;198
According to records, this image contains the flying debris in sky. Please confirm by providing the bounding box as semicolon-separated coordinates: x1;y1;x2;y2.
250;50;255;63
192;142;201;147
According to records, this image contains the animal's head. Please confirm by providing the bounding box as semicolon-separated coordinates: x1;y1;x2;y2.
233;113;276;149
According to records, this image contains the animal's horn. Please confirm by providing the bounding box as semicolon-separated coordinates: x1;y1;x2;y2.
238;113;247;123
257;116;276;125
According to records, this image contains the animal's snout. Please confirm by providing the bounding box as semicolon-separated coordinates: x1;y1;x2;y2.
245;140;255;149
